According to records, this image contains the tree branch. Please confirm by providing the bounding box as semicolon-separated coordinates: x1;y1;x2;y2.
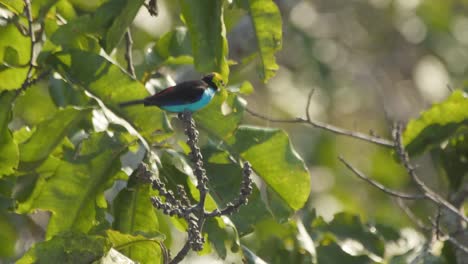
245;89;394;147
393;123;468;224
339;156;425;200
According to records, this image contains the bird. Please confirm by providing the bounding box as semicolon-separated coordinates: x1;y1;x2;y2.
119;72;225;113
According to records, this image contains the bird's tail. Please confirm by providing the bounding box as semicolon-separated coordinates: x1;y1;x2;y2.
119;99;146;107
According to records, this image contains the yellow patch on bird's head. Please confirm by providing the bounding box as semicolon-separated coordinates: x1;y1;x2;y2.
202;72;225;91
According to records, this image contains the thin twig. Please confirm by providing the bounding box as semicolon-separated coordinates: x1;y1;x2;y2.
124;29;137;79
395;198;431;231
16;0;36;96
339;156;425;200
393;123;468;224
245;96;394;147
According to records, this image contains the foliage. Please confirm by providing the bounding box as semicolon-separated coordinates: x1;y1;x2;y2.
0;0;467;263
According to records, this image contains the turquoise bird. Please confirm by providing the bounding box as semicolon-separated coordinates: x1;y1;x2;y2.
119;73;224;112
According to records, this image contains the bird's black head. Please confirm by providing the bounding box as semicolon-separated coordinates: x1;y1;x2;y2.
202;72;225;91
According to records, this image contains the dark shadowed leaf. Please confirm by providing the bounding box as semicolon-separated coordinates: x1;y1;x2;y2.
18;107;92;170
312;213;385;257
0;91;18;177
180;0;229;78
112;175;163;264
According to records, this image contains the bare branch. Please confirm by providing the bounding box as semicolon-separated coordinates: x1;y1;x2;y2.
393;123;468;224
245;108;394;147
339;156;425;200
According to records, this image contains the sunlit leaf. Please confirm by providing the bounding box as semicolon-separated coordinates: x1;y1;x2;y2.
16;231;111;264
0;22;31;91
0;0;23;14
180;0;229;79
0;91;18;177
106;230;164;264
227;126;310;211
243;0;282;82
403;91;468;156
17;133;127;238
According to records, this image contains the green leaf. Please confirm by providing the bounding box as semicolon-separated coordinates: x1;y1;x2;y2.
433;131;468;191
202;147;272;236
103;0;145;52
13;82;58;126
312;213;385;257
0;0;24;14
245;0;282;82
0;91;18;177
403;91;468;156
227;126;310;211
16;231;111;264
48;50;173;142
112;177;163;264
18;107;92;170
0;22;31;91
0;213;16;257
144;27;193;71
195;93;246;139
106;230;164;264
17;133;127;238
180;0;229;79
47;0;143;53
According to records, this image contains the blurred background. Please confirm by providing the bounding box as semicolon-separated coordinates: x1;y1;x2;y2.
122;0;466;227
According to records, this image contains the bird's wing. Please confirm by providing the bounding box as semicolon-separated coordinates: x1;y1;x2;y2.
143;80;208;107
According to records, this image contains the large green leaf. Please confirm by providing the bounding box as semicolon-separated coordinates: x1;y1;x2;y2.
47;50;173;142
17;133;127;238
403;91;468;156
0;23;31;91
13;82;58;126
227;126;310;211
180;0;229;79
0;0;23;14
112;177;162;264
106;230;164;264
18;107;92;170
16;231;111;264
202;147;273;236
0;91;18;177
243;0;282;82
